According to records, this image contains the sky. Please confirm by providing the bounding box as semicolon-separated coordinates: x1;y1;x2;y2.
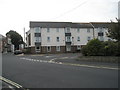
0;0;119;39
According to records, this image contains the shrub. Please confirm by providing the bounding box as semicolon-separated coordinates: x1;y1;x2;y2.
81;39;120;56
81;39;103;56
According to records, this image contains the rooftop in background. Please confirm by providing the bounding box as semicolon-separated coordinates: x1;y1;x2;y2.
30;21;111;28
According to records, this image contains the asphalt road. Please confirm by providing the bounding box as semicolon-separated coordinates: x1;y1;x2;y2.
2;53;118;88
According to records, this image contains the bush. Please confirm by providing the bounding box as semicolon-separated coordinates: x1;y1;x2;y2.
81;39;120;56
82;39;103;56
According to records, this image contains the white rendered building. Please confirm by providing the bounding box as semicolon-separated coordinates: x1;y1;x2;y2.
26;21;111;54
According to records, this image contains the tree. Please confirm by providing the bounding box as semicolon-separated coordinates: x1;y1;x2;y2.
81;39;103;56
107;20;120;42
6;30;23;50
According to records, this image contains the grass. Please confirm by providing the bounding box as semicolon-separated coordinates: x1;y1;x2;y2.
76;56;119;63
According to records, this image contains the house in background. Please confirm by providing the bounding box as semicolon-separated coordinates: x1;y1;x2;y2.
0;34;14;53
26;21;111;54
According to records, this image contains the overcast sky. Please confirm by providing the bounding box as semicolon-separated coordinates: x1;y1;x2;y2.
0;0;119;38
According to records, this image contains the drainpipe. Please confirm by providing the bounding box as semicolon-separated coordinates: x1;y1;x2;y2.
89;22;95;39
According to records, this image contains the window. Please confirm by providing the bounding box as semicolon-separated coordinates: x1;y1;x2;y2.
77;36;80;41
65;27;70;33
56;46;60;51
35;37;41;42
66;36;71;42
56;37;60;42
47;28;50;32
66;45;71;51
77;45;81;50
47;46;51;52
77;28;80;32
35;27;41;33
56;28;59;32
35;45;40;52
47;37;50;42
87;37;91;41
87;28;90;33
98;32;104;36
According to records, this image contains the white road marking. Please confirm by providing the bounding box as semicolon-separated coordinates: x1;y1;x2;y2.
0;76;23;88
20;58;118;70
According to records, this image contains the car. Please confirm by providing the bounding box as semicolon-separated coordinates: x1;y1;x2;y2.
14;50;23;55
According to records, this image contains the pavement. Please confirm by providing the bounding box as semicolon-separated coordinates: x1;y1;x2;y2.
2;53;119;88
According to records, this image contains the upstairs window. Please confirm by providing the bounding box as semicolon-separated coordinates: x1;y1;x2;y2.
35;37;41;42
56;37;60;42
47;28;50;33
56;28;59;32
65;27;70;33
87;36;91;41
66;36;71;42
77;36;80;42
35;27;41;33
87;28;90;33
77;28;80;32
98;32;104;36
47;37;50;42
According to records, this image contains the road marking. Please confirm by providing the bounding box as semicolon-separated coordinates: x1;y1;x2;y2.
20;58;118;70
0;76;23;88
63;63;118;70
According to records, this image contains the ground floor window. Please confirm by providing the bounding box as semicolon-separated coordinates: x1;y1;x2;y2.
56;46;60;51
35;45;41;52
77;45;81;50
66;45;71;51
47;46;51;52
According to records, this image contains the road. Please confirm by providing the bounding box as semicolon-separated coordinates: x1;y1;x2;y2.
2;53;118;88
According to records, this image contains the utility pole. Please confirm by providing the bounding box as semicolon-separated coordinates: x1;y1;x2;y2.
89;22;95;39
24;27;25;43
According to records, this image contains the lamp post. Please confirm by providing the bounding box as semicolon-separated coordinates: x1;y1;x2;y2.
89;22;95;39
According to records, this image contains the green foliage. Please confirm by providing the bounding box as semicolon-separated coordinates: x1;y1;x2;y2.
82;39;102;56
6;30;23;50
81;39;120;56
108;21;120;42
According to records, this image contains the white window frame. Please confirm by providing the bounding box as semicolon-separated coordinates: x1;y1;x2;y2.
56;37;60;42
87;28;90;33
77;28;80;32
87;36;91;41
77;36;80;42
56;28;59;32
34;27;41;33
34;37;41;42
47;37;50;42
56;46;60;51
47;28;50;33
66;36;71;42
35;45;41;52
66;45;71;51
47;46;51;52
77;45;81;50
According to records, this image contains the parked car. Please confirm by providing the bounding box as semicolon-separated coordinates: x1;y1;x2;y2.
14;50;23;55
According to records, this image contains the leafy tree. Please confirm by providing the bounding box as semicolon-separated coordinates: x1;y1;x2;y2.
6;30;23;50
107;21;120;42
82;39;103;56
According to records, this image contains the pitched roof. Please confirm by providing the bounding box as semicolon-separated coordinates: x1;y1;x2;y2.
30;21;111;28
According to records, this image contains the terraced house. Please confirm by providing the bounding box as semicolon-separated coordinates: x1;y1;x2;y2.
26;21;111;54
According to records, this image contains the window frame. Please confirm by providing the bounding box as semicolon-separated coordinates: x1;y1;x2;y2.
56;46;60;51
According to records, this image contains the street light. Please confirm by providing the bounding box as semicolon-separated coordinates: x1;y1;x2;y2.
89;22;95;39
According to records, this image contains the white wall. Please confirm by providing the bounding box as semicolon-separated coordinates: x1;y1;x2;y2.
27;27;110;47
41;28;65;46
71;28;93;45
